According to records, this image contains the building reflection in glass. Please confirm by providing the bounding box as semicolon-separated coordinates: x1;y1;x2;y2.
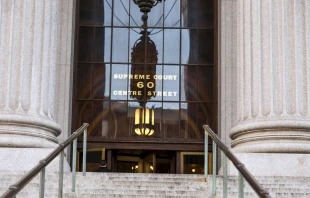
74;0;215;140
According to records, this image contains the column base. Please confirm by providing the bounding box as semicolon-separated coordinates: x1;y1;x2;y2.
226;153;310;176
0;148;70;172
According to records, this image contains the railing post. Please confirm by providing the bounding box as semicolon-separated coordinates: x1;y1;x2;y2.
58;150;64;198
83;128;87;176
239;172;244;198
223;154;228;198
72;138;77;192
204;130;208;178
212;140;217;196
39;167;46;198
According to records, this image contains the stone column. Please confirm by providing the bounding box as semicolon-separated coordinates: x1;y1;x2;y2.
230;0;310;153
227;0;310;176
0;0;74;171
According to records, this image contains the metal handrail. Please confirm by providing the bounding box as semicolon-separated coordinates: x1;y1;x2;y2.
203;125;271;198
0;123;89;198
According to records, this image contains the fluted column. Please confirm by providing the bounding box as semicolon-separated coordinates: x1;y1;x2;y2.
230;0;310;153
0;0;63;148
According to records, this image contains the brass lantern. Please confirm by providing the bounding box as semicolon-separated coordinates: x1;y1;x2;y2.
133;0;164;13
130;31;157;104
134;107;155;136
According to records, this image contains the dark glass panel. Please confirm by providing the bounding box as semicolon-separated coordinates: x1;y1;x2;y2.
163;102;179;138
197;0;214;28
183;154;204;174
92;64;107;99
127;103;136;136
75;101;93;135
197;66;213;102
112;28;129;62
164;29;180;64
92;101;110;137
197;102;213;137
105;64;111;98
181;0;198;28
186;29;198;64
94;0;105;25
181;65;198;101
76;63;92;99
182;103;200;139
181;0;214;28
163;65;179;101
78;27;94;61
180;103;188;138
94;28;105;62
111;102;128;137
197;30;214;64
111;64;129;100
79;0;96;25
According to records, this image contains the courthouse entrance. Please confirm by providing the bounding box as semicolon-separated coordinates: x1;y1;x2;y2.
73;0;217;173
78;148;208;174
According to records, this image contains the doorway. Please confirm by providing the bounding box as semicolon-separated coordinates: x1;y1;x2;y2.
113;150;175;173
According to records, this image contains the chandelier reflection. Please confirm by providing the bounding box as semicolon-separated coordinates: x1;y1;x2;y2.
131;0;162;136
131;31;157;136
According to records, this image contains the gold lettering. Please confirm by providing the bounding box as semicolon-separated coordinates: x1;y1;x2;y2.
137;82;144;88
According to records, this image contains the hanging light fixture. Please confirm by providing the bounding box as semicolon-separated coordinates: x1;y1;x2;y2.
131;0;162;137
133;0;164;13
135;107;155;136
133;0;165;29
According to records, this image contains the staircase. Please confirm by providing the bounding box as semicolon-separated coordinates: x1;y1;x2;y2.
1;172;310;198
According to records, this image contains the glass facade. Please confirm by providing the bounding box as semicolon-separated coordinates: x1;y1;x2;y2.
73;0;216;142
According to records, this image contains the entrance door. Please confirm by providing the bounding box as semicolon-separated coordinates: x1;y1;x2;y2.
114;150;175;173
143;153;155;173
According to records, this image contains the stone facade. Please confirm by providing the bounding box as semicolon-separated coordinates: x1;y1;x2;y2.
0;0;74;171
222;0;310;176
0;0;309;176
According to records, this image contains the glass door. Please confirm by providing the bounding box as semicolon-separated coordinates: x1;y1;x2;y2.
143;153;156;173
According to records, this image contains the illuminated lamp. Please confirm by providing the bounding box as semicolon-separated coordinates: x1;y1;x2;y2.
135;107;155;136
